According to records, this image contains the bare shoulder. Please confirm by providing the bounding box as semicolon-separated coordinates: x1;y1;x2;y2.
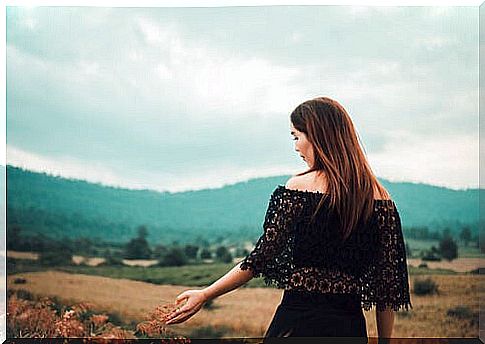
285;172;327;192
287;175;393;201
285;175;302;189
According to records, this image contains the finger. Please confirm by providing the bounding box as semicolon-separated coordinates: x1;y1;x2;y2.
167;304;195;322
166;310;193;325
176;291;190;301
166;311;187;324
169;301;190;315
167;306;191;323
175;294;188;304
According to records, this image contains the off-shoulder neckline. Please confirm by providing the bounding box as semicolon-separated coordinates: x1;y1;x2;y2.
276;184;395;204
277;184;329;196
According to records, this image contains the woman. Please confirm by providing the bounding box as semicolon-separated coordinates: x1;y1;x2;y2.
164;96;412;342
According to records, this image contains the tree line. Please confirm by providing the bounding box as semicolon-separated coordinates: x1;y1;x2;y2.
7;225;250;267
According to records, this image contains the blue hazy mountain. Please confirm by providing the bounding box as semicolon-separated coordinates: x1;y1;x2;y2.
6;165;480;244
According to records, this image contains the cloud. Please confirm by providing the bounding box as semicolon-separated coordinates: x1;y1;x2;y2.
134;16;308;118
7;145;132;189
6;6;479;191
369;131;478;190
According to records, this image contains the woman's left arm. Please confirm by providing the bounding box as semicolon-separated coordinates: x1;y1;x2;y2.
376;307;395;339
371;201;412;340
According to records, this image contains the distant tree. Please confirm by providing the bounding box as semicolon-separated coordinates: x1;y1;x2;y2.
159;247;188;266
430;245;439;254
200;248;212;260
32;233;52;253
439;236;458;261
38;243;73;266
460;226;472;247
184;244;199;260
235;247;249;257
442;227;452;240
195;235;210;248
73;237;95;256
60;236;74;252
410;226;430;240
137;225;148;239
123;226;152;259
215;246;233;263
100;249;124;266
480;223;485;253
7;226;22;250
429;230;441;240
153;244;169;260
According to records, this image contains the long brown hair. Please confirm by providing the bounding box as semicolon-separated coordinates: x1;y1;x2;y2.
290;96;391;241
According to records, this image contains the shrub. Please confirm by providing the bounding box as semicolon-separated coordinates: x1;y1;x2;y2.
158;247;188;267
98;249;124;266
9;288;34;301
200;248;212;260
184;244;199;259
188;325;230;338
414;277;439;295
421;251;441;261
13;277;27;284
99;255;124;267
215;246;232;263
439;236;458;261
123;237;152;260
446;305;473;319
469;268;482;274
38;246;74;266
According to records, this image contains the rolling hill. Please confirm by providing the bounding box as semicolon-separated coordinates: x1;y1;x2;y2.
6;165;481;245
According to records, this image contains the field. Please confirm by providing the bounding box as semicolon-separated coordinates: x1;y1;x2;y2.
407;258;485;273
6;266;484;339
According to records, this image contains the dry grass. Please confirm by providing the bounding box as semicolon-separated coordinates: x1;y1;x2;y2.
121;259;158;267
7;251;39;260
72;256;106;266
7;250;162;267
6;271;276;337
7;291;137;339
407;258;485;273
6;271;483;338
6;289;192;341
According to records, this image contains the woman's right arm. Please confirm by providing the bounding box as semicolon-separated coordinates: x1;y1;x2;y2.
201;261;254;301
165;261;253;325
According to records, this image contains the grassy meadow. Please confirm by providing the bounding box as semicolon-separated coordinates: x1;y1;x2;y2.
5;250;484;339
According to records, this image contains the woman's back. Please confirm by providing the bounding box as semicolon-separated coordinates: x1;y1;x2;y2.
239;175;412;314
166;96;410;340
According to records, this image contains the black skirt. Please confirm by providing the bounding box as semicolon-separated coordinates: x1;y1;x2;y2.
263;290;368;343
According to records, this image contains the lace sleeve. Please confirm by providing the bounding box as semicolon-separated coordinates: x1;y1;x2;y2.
363;201;413;312
239;187;301;288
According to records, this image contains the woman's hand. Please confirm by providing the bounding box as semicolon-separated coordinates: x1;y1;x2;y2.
165;289;208;325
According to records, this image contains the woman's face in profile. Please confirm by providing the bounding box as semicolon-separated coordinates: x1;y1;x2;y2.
290;123;314;168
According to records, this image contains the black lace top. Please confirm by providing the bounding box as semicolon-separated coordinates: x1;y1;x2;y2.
239;184;413;312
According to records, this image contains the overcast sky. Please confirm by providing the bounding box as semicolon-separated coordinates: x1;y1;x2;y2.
6;5;479;192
